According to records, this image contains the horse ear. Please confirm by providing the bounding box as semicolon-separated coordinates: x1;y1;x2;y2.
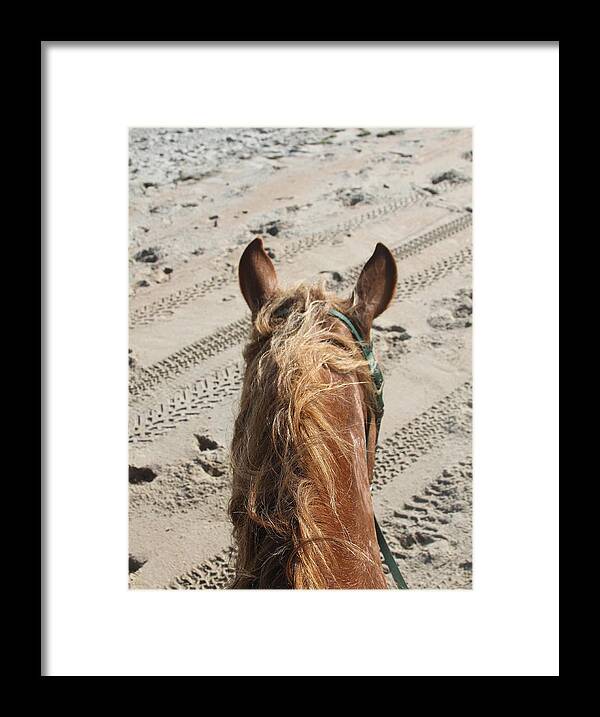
353;243;397;331
239;237;279;313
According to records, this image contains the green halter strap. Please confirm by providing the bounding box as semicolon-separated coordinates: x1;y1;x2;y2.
327;309;384;440
327;309;408;590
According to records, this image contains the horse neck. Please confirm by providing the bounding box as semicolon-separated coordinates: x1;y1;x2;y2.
305;373;387;589
230;361;387;589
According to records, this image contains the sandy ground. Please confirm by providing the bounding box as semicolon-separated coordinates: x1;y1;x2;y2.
128;127;472;589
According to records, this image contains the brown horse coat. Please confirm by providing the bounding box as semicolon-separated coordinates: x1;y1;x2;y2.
229;237;397;588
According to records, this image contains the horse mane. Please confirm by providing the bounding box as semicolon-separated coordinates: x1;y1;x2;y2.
228;283;379;588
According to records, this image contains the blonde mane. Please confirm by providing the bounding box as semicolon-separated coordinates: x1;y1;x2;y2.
228;283;380;588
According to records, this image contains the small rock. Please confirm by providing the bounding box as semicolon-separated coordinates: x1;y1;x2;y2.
431;169;468;185
178;169;211;182
195;435;220;451
163;267;173;275
319;270;343;283
373;323;407;334
376;129;401;137
454;304;471;318
129;555;147;574
129;466;157;484
134;248;159;263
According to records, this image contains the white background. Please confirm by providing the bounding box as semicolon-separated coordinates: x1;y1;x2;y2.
44;43;559;676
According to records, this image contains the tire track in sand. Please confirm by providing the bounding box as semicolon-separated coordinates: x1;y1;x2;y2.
378;455;473;589
129;214;471;400
129;220;471;439
168;547;236;590
129;330;410;445
129;181;467;330
166;381;471;589
372;381;471;493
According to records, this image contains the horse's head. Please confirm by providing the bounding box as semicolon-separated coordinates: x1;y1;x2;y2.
238;235;397;342
229;237;397;588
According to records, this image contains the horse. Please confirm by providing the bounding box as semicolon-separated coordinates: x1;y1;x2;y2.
228;236;398;588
